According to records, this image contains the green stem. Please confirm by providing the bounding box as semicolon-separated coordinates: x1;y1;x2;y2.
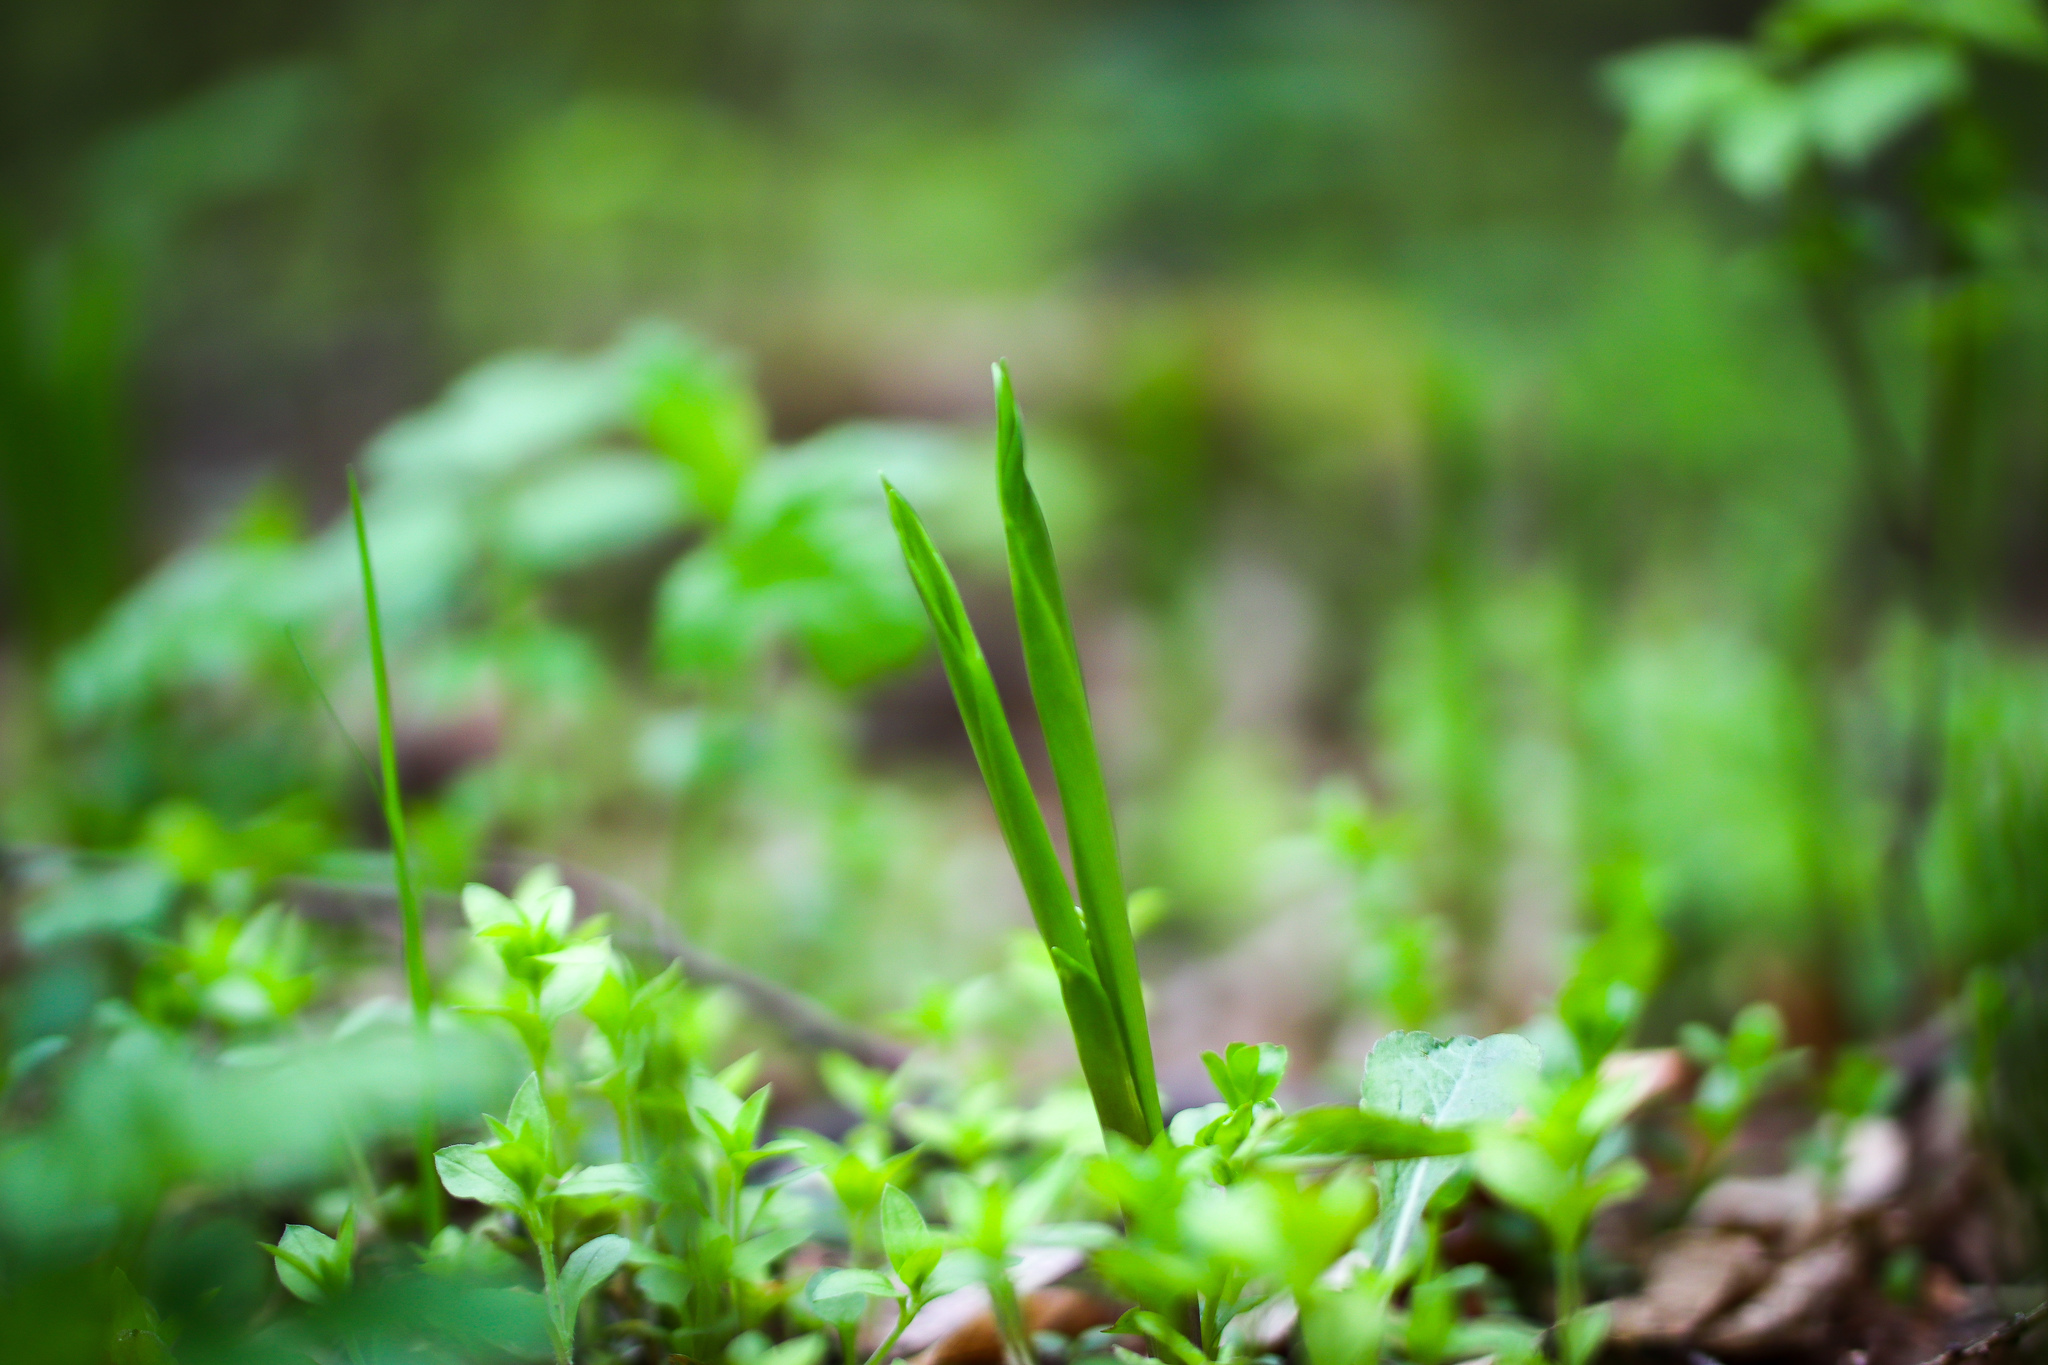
532;1207;571;1365
861;1294;921;1365
1553;1241;1582;1341
349;470;442;1235
989;1273;1036;1365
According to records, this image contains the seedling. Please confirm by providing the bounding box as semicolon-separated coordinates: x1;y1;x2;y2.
802;1185;974;1365
1679;1001;1803;1193
435;1072;636;1364
1473;1070;1649;1365
460;866;613;1079
886;363;1159;1147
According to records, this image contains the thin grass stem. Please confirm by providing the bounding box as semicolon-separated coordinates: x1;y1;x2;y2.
348;469;442;1233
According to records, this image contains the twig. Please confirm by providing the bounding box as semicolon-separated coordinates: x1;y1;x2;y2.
0;841;908;1069
504;854;912;1071
275;860;909;1070
1915;1302;2048;1365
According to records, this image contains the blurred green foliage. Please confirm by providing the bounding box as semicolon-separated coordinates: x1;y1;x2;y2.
5;0;2048;1346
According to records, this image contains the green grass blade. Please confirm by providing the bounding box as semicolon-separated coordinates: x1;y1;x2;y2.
991;362;1161;1140
349;469;442;1231
351;471;432;1023
884;480;1149;1145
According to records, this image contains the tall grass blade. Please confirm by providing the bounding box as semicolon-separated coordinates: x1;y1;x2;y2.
885;481;1149;1144
349;469;442;1229
991;362;1161;1139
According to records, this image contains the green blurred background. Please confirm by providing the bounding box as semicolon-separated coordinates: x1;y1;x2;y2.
6;0;2048;1084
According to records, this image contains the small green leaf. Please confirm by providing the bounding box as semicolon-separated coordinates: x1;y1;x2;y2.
536;941;613;1020
264;1224;337;1303
733;1226;811;1282
1272;1107;1474;1159
1711;80;1810;199
461;883;521;934
554;1162;650;1199
1560;1303;1613;1365
1202;1041;1288;1108
558;1233;631;1322
807;1266;892;1325
435;1143;528;1210
507;1072;550;1143
1805;41;1964;167
880;1185;941;1292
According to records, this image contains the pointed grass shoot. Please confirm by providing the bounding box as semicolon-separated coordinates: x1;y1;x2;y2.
884;363;1159;1146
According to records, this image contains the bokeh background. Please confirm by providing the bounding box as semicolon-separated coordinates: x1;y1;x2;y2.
6;0;2048;1098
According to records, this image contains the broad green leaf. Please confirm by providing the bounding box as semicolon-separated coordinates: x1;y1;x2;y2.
755;1335;829;1365
499;452;687;572
461;884;520;934
1768;0;2048;58
992;362;1159;1141
1711;80;1810;199
1804;42;1964;167
1601;41;1766;174
436;1143;528;1210
638;329;763;523
1360;1032;1540;1273
558;1233;631;1322
19;862;175;950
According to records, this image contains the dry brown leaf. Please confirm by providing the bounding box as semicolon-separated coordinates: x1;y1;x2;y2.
1839;1117;1910;1216
1690;1169;1826;1248
1699;1235;1858;1354
1607;1230;1771;1344
912;1286;1124;1365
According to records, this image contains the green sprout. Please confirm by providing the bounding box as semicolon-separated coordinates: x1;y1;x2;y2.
885;362;1159;1147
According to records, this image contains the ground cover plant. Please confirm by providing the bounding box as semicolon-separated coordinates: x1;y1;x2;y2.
7;0;2048;1359
3;363;2042;1365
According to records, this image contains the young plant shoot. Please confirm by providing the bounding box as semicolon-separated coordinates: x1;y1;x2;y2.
886;363;1159;1147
